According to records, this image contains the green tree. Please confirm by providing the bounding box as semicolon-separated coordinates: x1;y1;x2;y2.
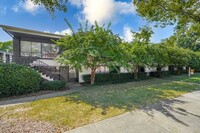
123;26;153;79
188;51;200;71
133;0;200;28
161;35;177;47
56;21;124;85
167;46;191;75
133;0;200;51
148;44;169;77
175;24;200;51
0;41;12;52
162;23;200;51
30;0;68;16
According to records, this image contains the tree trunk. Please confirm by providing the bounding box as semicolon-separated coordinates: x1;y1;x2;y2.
90;68;96;85
157;66;162;77
177;66;181;75
133;65;138;80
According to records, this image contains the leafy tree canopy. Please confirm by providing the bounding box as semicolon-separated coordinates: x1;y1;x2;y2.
133;0;200;28
0;41;12;52
131;26;153;45
162;23;200;51
148;44;169;69
122;26;153;79
188;51;200;70
166;46;191;68
56;21;124;84
30;0;68;16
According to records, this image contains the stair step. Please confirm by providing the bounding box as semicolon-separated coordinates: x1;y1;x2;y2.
30;59;62;81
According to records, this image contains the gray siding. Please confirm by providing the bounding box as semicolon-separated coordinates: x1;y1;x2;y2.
13;37;20;61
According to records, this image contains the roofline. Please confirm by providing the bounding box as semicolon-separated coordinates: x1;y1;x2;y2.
0;25;65;39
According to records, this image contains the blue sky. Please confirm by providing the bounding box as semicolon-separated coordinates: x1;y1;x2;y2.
0;0;175;43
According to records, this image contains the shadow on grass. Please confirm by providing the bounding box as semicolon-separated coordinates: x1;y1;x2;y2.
64;81;200;126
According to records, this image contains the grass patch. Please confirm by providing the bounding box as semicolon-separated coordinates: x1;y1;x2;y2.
1;75;200;131
164;73;200;84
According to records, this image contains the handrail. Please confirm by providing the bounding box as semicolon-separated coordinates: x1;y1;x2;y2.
13;56;39;66
12;55;61;80
33;59;61;80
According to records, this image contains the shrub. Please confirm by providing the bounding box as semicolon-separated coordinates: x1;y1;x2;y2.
82;72;147;84
40;80;66;90
0;63;41;97
149;70;188;77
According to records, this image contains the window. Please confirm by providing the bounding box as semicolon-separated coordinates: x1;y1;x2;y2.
42;43;58;58
21;41;41;57
31;42;41;57
20;41;58;58
21;41;31;56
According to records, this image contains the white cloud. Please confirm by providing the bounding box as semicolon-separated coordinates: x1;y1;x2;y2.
82;0;115;24
72;0;136;25
122;26;133;42
12;0;41;15
23;0;40;14
43;30;50;33
0;6;7;15
55;29;72;35
69;0;83;8
115;1;136;15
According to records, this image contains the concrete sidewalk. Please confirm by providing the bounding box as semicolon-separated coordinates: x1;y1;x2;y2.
67;91;200;133
0;84;82;107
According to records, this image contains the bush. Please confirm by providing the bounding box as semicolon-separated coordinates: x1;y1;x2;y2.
82;72;147;84
0;63;41;97
40;80;66;90
149;70;188;77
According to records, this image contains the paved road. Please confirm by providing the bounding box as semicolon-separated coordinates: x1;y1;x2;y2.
67;91;200;133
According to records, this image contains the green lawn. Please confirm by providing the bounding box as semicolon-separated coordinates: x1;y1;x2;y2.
1;74;200;131
164;73;200;83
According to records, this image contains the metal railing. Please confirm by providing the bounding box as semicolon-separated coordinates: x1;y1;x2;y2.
13;56;38;66
12;55;61;80
32;59;61;80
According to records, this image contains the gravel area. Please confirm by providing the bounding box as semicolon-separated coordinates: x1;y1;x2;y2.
0;118;63;133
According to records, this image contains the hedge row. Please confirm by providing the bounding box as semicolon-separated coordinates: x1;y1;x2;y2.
0;63;41;97
83;70;188;84
149;70;188;77
82;72;148;84
40;80;66;90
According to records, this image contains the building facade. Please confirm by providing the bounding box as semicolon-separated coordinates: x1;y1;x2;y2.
1;25;78;82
